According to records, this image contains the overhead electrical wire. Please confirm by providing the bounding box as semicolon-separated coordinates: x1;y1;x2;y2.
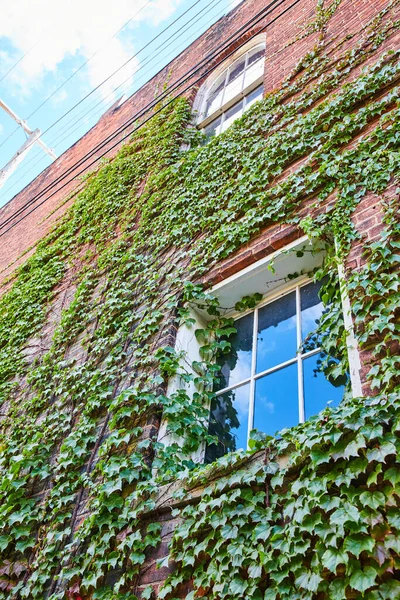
0;0;227;198
0;0;295;234
0;0;220;195
0;43;38;85
8;0;276;188
0;0;285;228
0;0;301;238
38;0;207;139
0;0;275;220
0;0;153;151
0;12;64;85
25;0;153;122
45;0;225;144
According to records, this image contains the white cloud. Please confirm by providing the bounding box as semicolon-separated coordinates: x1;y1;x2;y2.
0;0;182;101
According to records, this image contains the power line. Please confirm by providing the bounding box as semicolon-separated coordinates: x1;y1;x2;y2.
0;0;300;238
0;0;291;234
0;14;63;85
0;0;282;230
0;0;230;200
0;42;39;85
0;0;153;151
26;0;153;121
46;0;225;144
39;0;207;139
0;0;227;200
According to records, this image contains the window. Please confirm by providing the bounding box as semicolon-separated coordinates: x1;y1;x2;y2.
204;279;346;463
195;39;265;139
158;236;361;464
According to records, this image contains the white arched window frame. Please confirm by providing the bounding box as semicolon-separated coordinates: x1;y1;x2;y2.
157;236;363;465
194;36;266;139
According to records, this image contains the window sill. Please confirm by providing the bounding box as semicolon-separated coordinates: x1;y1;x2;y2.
152;448;291;515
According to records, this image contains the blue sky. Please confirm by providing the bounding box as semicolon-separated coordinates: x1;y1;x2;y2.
0;0;238;208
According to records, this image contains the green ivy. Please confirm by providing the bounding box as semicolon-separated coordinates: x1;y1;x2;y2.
0;1;398;598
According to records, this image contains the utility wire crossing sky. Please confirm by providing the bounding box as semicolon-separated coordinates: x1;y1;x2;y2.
0;0;239;208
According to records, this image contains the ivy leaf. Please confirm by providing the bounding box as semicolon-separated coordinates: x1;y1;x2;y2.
156;556;169;570
15;538;35;552
330;503;360;526
295;570;322;592
321;548;348;572
359;491;386;510
367;464;382;486
0;536;11;552
141;586;154;599
384;467;400;485
253;523;270;541
329;578;347;599
264;590;277;600
366;580;400;599
332;435;365;460
248;564;262;579
310;447;331;465
230;577;248;595
366;442;396;463
385;534;400;554
387;507;400;529
343;534;375;557
349;566;377;592
221;524;238;539
374;543;390;566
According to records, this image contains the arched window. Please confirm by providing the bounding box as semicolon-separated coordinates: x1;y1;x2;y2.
195;38;265;139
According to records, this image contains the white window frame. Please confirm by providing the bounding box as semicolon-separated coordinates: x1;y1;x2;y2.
194;34;266;132
214;276;328;444
158;236;363;461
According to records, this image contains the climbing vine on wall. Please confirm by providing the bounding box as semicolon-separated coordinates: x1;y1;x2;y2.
0;0;399;598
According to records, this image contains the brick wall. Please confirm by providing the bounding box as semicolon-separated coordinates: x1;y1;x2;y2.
1;0;393;285
0;0;265;283
0;0;399;596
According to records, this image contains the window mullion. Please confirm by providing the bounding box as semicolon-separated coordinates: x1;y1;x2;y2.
220;68;229;109
253;355;298;380
296;285;305;423
247;307;258;447
219;111;226;134
215;377;252;396
241;51;248;94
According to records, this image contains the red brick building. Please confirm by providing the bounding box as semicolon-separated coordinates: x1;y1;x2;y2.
0;0;399;598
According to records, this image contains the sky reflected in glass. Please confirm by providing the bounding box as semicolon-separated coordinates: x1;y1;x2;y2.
207;279;347;461
256;291;296;373
254;363;298;436
303;353;344;419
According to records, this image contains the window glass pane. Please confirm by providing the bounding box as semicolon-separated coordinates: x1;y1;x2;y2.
256;291;297;373
205;75;226;117
220;100;244;133
216;312;253;390
244;85;263;111
203;116;221;140
205;384;250;462
300;280;325;351
224;56;246;101
254;364;299;436
303;353;344;419
247;47;265;66
243;48;264;88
